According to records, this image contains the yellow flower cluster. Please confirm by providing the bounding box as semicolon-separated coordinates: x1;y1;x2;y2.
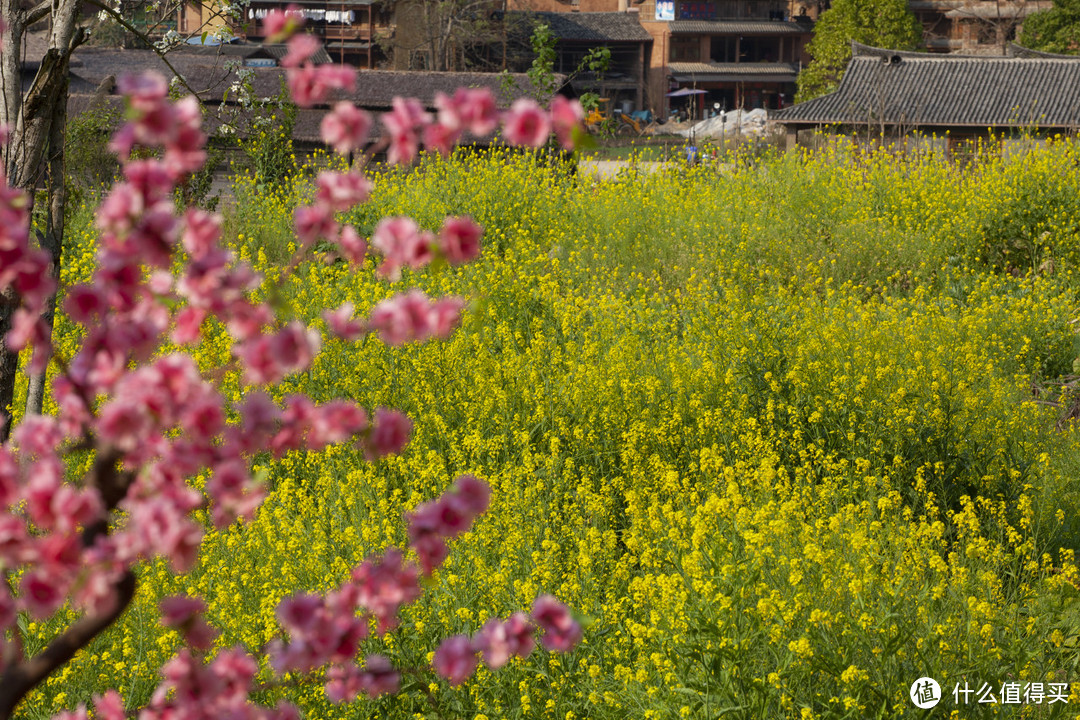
13;140;1080;719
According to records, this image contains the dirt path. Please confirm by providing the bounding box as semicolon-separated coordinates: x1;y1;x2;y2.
576;160;669;180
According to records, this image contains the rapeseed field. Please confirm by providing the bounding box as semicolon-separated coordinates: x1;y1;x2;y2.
14;139;1080;719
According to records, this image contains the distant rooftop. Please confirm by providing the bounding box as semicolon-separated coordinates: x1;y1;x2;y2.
668;61;798;82
668;20;812;35
67;47;557;111
172;41;334;65
511;12;653;43
774;42;1080;129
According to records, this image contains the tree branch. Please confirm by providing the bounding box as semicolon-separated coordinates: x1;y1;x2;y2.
23;0;52;28
0;571;137;719
0;444;135;719
83;0;202;99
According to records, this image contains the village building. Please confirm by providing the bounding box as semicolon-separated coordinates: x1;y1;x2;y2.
504;11;653;111
637;0;814;120
177;0;813;118
773;42;1080;151
911;0;1053;55
56;45;555;157
180;0;391;68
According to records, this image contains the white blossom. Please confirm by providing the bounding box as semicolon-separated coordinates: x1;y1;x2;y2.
154;29;182;52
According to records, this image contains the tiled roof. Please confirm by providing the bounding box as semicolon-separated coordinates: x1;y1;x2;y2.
173;42;334;65
1006;42;1080;59
347;71;561;108
774;42;1080;128
943;3;1036;19
68;48;558;111
68;96;358;145
667;61;724;75
669;20;812;35
247;0;376;6
519;12;652;42
260;44;334;64
668;61;798;81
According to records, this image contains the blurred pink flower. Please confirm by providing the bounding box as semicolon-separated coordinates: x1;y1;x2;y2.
550;95;585;150
503;98;551;147
432;634;478;686
438;216;483;265
320;103;372;156
531;594;583;652
263;4;304;42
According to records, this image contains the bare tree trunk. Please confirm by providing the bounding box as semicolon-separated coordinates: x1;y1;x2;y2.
0;287;17;441
0;0;22;142
0;0;25;442
25;75;67;418
444;16;454;71
0;0;84;439
11;2;84;187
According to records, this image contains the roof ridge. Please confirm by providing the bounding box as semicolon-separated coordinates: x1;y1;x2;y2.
1006;42;1080;59
851;40;1080;61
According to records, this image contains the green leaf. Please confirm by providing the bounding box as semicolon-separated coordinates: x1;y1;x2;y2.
571;125;597;151
671;686;705;697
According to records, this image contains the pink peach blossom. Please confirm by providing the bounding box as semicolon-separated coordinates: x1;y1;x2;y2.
351;547;421;634
294;204;338;247
423;121;461;157
503;98;551;147
286;64;356;108
323;302;367;341
316;171;372;212
531;594;583;652
281;33;321;68
550;95;585;150
474;613;535;669
438;216;483;264
363;407;411;460
453;474;491;516
263;4;304;42
370;216;434;280
432;634;478;686
92;691;126;720
382;97;430;165
320;103;372;156
159;595;218;650
335;225;368;265
21;567;68;619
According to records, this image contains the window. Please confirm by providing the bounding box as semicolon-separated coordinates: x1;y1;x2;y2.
710;36;736;62
670;37;700;61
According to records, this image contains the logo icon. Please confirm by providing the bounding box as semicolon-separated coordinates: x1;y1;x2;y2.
910;677;941;709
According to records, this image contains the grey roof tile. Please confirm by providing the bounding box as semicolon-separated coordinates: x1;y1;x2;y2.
668;60;798;81
669;20;812;35
516;11;652;42
774;43;1080;128
669;61;798;74
68;48;557;110
163;41;335;64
